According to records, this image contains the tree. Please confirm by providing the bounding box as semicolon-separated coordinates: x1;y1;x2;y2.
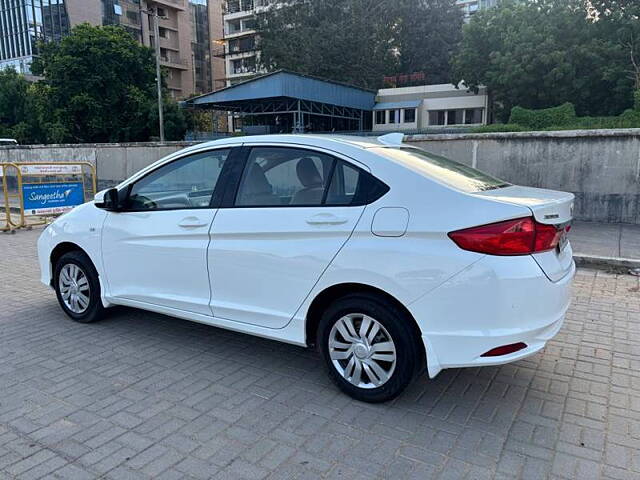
451;0;635;121
0;68;41;143
257;0;463;89
31;24;186;143
395;0;463;84
589;0;640;90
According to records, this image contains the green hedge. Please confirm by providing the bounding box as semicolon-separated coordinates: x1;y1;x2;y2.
471;123;526;133
508;103;577;129
477;96;640;133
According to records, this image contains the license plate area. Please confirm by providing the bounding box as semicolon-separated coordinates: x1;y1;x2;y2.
556;222;571;253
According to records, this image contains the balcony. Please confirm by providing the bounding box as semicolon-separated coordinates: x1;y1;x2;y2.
149;0;186;11
160;54;188;70
225;0;254;14
224;20;257;38
158;34;179;50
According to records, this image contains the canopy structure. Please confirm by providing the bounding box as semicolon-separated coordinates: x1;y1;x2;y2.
372;100;422;110
184;70;376;133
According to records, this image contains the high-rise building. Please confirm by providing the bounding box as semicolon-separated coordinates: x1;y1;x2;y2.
219;0;274;86
456;0;499;21
0;0;71;75
0;0;225;98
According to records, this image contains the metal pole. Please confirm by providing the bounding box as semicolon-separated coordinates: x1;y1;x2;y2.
151;7;165;143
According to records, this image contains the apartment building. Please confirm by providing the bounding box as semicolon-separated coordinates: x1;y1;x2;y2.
219;0;275;85
0;0;225;98
456;0;499;21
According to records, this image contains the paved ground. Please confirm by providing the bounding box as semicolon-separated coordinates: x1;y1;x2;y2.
571;222;640;261
0;228;639;480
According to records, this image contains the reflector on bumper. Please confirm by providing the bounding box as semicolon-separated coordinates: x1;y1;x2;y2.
481;342;527;357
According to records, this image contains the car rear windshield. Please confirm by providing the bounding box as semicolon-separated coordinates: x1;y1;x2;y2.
374;147;510;193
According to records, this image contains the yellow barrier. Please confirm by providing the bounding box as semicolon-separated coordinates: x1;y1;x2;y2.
0;162;97;233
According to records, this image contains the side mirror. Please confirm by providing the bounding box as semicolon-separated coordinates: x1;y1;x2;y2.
94;188;120;211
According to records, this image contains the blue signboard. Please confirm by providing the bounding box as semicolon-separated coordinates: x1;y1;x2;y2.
22;182;85;216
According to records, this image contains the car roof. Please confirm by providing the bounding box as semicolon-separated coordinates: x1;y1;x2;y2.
193;134;395;151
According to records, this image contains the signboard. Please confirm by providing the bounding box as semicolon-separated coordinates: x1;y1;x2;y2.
22;182;85;216
19;164;83;176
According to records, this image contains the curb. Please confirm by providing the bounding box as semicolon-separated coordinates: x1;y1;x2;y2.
574;254;640;273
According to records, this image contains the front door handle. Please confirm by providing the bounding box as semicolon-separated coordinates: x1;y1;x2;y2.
178;216;209;228
306;213;348;226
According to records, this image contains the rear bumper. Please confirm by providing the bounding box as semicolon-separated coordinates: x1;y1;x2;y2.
409;255;575;378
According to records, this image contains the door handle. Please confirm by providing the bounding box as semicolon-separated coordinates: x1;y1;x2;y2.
178;216;209;228
306;213;349;226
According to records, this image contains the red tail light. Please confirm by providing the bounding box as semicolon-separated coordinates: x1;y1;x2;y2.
448;217;562;256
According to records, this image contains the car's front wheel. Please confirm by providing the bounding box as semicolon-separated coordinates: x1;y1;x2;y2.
318;293;420;403
54;251;105;323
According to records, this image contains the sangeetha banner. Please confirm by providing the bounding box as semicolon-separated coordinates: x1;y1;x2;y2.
22;182;85;216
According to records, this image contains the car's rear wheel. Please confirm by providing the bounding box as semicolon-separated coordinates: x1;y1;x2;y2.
318;293;420;403
54;251;105;323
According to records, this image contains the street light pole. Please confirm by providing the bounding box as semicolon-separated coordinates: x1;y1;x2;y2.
142;6;165;143
152;8;165;143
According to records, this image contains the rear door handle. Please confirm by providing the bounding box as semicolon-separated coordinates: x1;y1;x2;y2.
306;213;348;226
178;216;209;228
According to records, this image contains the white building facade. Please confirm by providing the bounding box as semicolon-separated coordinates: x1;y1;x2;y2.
372;83;489;132
456;0;499;21
221;0;275;85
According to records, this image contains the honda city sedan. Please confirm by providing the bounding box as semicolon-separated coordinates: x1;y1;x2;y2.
37;134;575;402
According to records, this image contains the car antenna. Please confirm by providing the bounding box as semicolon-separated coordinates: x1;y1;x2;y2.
377;133;405;146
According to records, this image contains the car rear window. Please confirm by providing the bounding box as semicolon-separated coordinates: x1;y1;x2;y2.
373;147;509;193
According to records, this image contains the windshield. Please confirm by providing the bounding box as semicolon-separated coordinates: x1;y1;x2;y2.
374;147;509;193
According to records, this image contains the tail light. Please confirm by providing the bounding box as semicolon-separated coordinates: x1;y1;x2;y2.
448;217;563;256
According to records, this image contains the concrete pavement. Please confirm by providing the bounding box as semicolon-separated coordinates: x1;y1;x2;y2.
570;222;640;260
1;228;639;479
570;222;640;271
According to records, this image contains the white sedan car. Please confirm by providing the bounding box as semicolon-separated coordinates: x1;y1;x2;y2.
38;134;575;402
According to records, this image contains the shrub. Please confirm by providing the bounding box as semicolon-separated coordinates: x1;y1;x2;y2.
471;123;526;133
508;103;577;129
474;102;640;133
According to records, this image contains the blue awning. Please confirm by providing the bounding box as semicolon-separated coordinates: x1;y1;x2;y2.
373;100;422;110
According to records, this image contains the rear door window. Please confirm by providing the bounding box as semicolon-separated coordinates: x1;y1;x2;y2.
235;147;334;207
233;147;389;207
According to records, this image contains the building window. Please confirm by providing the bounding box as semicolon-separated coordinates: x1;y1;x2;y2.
428;109;484;126
159;27;168;38
429;110;446;126
464;108;483;124
156;7;166;17
403;108;416;123
231;56;257;74
447;110;464;125
375;111;386;125
126;10;139;23
388;110;401;124
228;20;241;34
229;36;255;54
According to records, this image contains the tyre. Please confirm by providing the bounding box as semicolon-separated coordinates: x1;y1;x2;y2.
54;251;105;323
318;293;421;403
